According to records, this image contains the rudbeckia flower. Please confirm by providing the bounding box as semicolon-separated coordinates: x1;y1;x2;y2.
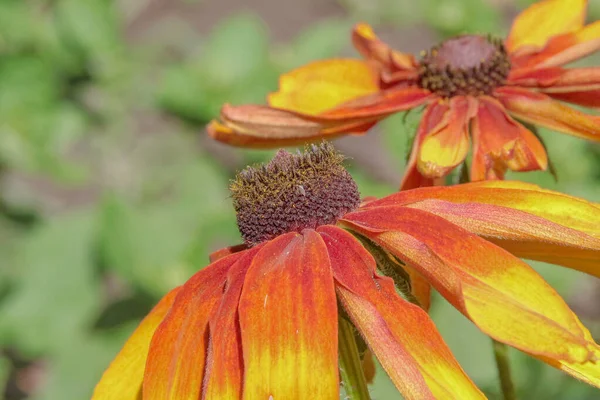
93;143;600;399
208;0;600;189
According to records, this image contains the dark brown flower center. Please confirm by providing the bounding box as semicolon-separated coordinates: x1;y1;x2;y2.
230;143;360;246
417;35;511;98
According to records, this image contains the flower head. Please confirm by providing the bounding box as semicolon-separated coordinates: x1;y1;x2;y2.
93;144;600;399
208;0;600;189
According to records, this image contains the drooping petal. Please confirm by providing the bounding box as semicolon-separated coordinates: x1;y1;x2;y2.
92;288;181;400
238;230;338;400
496;86;600;141
405;199;600;277
202;250;259;399
471;97;547;181
341;206;600;385
400;101;450;190
268;59;379;115
506;0;587;54
319;225;484;399
352;23;418;84
366;180;600;237
360;181;600;276
143;251;248;400
417;96;477;179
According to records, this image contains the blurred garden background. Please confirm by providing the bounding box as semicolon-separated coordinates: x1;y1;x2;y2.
0;0;599;398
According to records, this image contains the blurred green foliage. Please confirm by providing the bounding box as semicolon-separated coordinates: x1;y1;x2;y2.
0;1;598;399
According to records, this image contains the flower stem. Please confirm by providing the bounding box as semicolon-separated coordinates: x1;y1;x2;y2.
338;317;371;400
492;339;517;400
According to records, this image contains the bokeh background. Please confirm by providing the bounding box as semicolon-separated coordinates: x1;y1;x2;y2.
0;0;599;399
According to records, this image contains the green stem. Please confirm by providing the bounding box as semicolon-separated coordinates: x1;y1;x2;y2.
492;339;517;400
338;317;371;400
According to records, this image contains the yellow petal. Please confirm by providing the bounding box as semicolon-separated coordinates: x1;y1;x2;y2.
506;0;587;53
268;59;379;115
92;288;180;400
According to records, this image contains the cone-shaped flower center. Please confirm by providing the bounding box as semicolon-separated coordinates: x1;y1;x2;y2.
418;35;511;98
231;143;360;246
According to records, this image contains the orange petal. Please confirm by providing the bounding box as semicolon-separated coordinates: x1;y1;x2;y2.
519;20;600;68
471;97;547;181
238;230;338;400
417;97;477;179
510;67;600;92
362;181;600;276
352;23;418;81
143;251;249;399
319;225;484;399
403;264;432;312
202;252;259;399
496;86;600;141
92;287;181;400
341;206;600;383
400;101;450;190
268;59;379;115
506;0;587;53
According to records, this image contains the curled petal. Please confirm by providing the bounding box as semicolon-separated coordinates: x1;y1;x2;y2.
400;101;450;190
471;97;547;181
417;97;477;179
268;59;379;115
208;87;432;148
341;207;600;384
143;251;248;400
92;288;181;400
207;105;375;148
319;225;484;399
506;0;587;54
496;86;600;141
238;230;338;400
352;23;418;83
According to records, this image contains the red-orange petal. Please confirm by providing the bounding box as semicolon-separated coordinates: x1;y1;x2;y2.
268;59;379;116
238;230;339;400
548;89;600;109
143;251;248;399
400;101;449;190
496;86;600;141
471;96;548;181
92;287;181;400
202;252;258;399
319;225;484;399
341;206;600;383
416;96;477;179
506;0;587;54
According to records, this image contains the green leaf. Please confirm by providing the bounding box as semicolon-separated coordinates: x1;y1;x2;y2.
202;13;270;87
0;211;101;356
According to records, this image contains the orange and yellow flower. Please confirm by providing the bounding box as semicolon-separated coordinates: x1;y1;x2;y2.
208;0;600;189
93;144;600;399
